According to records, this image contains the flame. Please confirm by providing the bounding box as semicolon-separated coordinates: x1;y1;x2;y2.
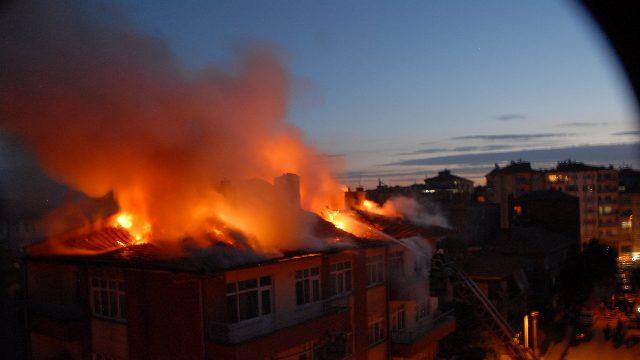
115;213;133;229
112;212;151;245
0;1;352;255
359;200;401;218
321;208;389;240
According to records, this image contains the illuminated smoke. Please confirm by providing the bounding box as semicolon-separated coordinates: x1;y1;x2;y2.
0;1;343;253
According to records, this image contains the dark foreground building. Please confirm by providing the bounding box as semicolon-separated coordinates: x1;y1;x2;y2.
25;219;455;360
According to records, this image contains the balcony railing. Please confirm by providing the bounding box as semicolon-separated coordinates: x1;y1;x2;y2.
391;309;455;345
27;300;84;321
208;300;349;344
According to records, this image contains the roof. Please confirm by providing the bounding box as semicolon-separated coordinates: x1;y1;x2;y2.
486;161;539;176
425;170;473;185
25;211;379;273
553;160;607;172
515;189;577;202
353;210;452;242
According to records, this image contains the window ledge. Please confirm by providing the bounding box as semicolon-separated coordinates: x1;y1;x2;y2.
91;315;127;324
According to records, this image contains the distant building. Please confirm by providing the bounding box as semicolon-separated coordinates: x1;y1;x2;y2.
485;161;546;229
424;170;473;195
511;190;580;241
618;167;640;254
545;160;619;248
463;251;528;323
619;167;640;193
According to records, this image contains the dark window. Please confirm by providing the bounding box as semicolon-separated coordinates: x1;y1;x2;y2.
295;267;320;305
226;276;272;323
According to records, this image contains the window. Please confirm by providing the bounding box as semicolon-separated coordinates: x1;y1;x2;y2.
296;267;320;305
367;318;385;346
329;261;352;297
388;251;404;277
226;276;272;323
366;255;384;286
599;206;612;215
90;277;126;321
416;302;429;321
391;305;406;334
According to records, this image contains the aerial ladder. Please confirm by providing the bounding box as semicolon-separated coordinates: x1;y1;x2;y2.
431;251;537;359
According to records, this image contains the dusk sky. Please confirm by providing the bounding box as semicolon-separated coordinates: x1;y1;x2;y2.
8;0;640;187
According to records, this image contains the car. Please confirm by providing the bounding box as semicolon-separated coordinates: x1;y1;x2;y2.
620;284;633;293
579;309;594;326
571;326;593;345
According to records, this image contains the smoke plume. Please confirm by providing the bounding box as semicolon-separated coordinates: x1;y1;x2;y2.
363;197;449;228
0;1;342;252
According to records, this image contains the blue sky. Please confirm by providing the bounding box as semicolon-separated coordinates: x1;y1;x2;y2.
112;0;638;185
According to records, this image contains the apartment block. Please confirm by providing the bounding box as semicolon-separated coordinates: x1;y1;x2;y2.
25;223;454;360
545;161;619;248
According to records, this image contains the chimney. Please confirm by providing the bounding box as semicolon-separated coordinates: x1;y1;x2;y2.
274;173;301;208
345;186;366;209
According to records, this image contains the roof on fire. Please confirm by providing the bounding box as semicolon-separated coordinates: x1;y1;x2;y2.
24;211;390;274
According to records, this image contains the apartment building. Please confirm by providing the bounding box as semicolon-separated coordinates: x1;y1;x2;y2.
485;161;546;229
545;160;619;248
423;170;473;195
486;160;623;249
25;221;455;360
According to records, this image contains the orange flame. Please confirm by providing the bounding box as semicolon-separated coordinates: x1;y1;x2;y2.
112;212;151;245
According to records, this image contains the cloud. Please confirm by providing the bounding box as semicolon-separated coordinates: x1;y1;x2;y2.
613;130;640;136
496;114;526;121
451;133;570;141
320;153;346;158
558;122;607;127
451;146;478;152
397;147;448;156
386;142;640;167
399;144;517;156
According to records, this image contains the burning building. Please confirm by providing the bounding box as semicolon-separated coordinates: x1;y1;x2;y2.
0;3;459;359
22;167;456;360
24;179;456;360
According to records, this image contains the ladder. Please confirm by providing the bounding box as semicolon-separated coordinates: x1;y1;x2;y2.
446;263;537;359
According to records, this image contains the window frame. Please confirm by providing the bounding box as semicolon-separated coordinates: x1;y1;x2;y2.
367;318;386;346
329;261;352;298
226;276;273;324
391;304;406;334
366;255;385;287
295;267;321;306
90;276;126;322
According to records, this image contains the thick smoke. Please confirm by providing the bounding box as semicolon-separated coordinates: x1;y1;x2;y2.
364;197;449;228
0;1;342;252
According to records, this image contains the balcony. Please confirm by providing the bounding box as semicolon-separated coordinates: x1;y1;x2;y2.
208;300;349;344
28;300;86;341
28;300;84;321
391;310;455;357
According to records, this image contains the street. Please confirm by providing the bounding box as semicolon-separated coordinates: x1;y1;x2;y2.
564;312;640;359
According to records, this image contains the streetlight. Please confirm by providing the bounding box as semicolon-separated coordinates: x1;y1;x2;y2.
530;311;540;357
523;314;529;349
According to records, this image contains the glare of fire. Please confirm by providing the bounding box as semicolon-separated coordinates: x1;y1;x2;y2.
112;212;151;245
115;213;133;229
326;210;347;231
